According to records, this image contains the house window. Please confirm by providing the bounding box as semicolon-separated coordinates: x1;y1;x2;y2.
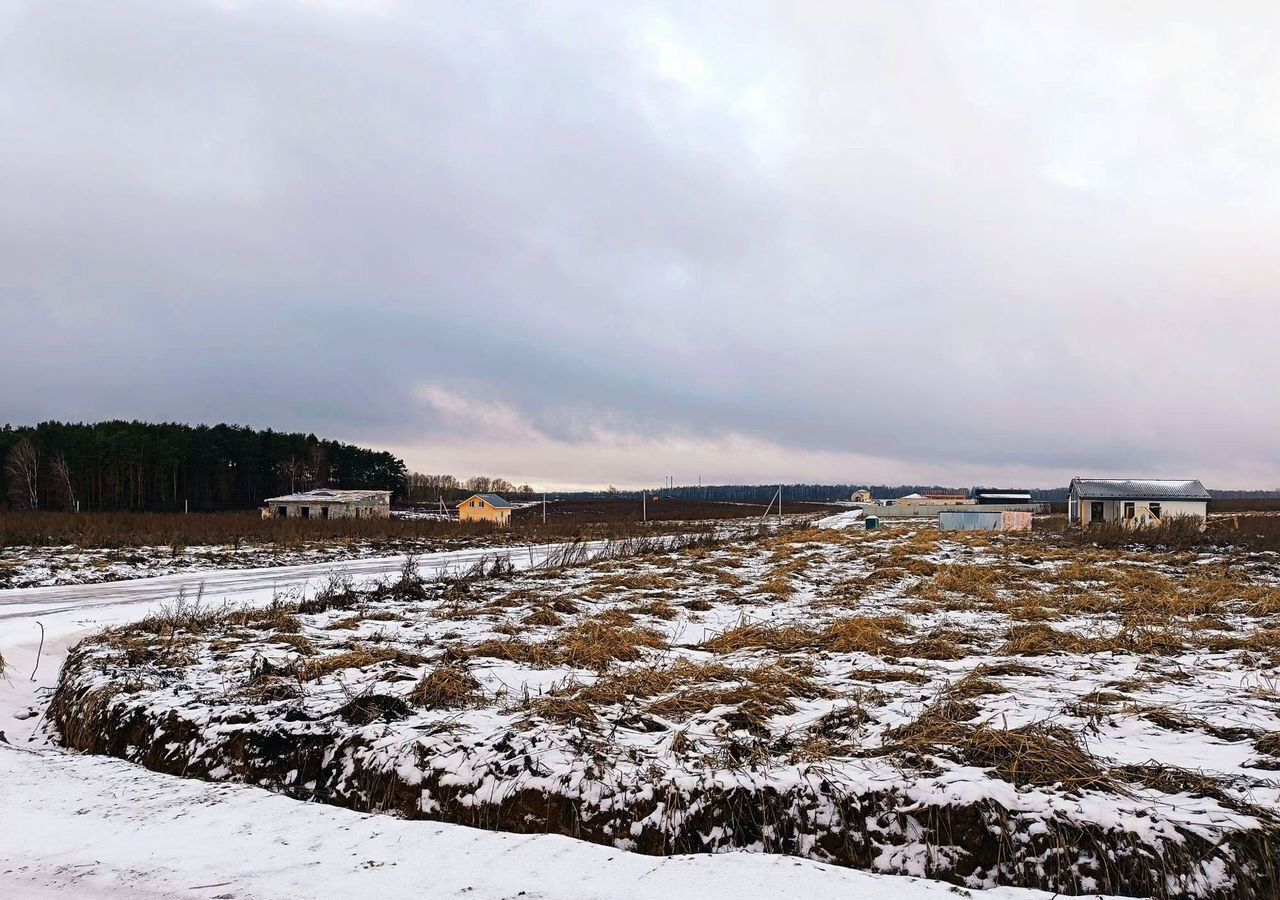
470;500;476;507
277;506;287;517
300;506;310;519
1090;501;1104;522
1124;502;1135;520
321;507;329;519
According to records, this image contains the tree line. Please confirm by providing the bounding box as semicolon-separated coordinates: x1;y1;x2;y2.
404;473;535;506
1;421;407;512
546;483;1030;503
551;483;1280;503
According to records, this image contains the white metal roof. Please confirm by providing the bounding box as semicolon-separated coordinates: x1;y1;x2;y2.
1069;479;1210;501
264;489;391;503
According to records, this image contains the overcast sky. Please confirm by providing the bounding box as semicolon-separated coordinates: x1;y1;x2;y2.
2;1;1277;490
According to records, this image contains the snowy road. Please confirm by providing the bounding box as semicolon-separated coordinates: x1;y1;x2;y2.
0;546;1117;900
0;544;553;623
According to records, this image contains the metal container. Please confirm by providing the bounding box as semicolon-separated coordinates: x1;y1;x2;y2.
938;510;1003;532
938;510;1033;532
864;516;880;531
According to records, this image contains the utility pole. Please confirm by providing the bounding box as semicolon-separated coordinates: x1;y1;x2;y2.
542;493;546;524
778;484;783;523
643;491;647;522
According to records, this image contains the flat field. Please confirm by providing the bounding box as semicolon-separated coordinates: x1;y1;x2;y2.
0;500;825;588
46;523;1280;897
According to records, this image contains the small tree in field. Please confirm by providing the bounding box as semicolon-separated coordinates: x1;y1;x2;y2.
50;453;77;511
5;437;40;509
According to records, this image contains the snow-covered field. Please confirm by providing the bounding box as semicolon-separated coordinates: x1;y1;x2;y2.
0;534;1106;900
8;524;1280;897
0;538;495;589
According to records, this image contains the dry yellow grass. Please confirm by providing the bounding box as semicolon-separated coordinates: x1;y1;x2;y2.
701;622;816;654
275;633;315;655
522;607;564;627
998;623;1090;656
999;622;1189;657
299;646;428;680
595;572;679;591
701;615;915;657
553;615;667;670
469;612;667;672
628;599;678;620
645;661;832;724
822;615;913;654
408;664;482;709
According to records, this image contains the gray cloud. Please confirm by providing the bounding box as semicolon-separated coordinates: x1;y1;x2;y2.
2;1;1278;488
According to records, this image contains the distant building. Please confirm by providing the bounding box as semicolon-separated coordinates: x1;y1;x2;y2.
458;493;513;526
1067;478;1210;526
263;489;391;520
850;489;873;503
898;492;972;507
975;491;1033;505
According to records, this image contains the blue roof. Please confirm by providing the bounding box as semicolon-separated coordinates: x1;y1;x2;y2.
461;493;512;508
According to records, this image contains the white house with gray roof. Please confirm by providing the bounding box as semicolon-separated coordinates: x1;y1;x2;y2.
1067;478;1210;527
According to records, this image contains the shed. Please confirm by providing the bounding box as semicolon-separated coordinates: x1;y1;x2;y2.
1067;478;1209;527
458;493;513;526
975;491;1033;505
263;489;391;520
939;510;1032;532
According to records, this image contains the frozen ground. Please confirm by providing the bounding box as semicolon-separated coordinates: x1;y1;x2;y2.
33;525;1280;896
0;538;499;589
2;744;1103;900
0;535;1112;900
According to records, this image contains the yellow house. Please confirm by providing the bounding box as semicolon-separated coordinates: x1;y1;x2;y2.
458;493;513;526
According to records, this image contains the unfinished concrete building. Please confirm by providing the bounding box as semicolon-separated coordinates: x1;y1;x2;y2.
263;489;392;520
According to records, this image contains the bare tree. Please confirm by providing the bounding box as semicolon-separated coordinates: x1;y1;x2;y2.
5;437;40;509
304;444;329;489
50;453;77;511
279;457;304;493
465;475;493;493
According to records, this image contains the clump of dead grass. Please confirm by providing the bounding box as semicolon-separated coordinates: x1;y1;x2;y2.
646;660;832;726
845;666;930;685
469;612;667;672
275;633;315;655
927;564;1005;599
595;572;679;591
299;646;428;680
528;658;832;731
629;599;678;620
822;615;913;654
886;700;1117;792
408;664;483;709
701;622;816;654
1254;732;1280;758
701;615;914;656
553;614;667;670
522;607;564;627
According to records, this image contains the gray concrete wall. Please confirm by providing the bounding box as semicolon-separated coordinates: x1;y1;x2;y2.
268;500;391;519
